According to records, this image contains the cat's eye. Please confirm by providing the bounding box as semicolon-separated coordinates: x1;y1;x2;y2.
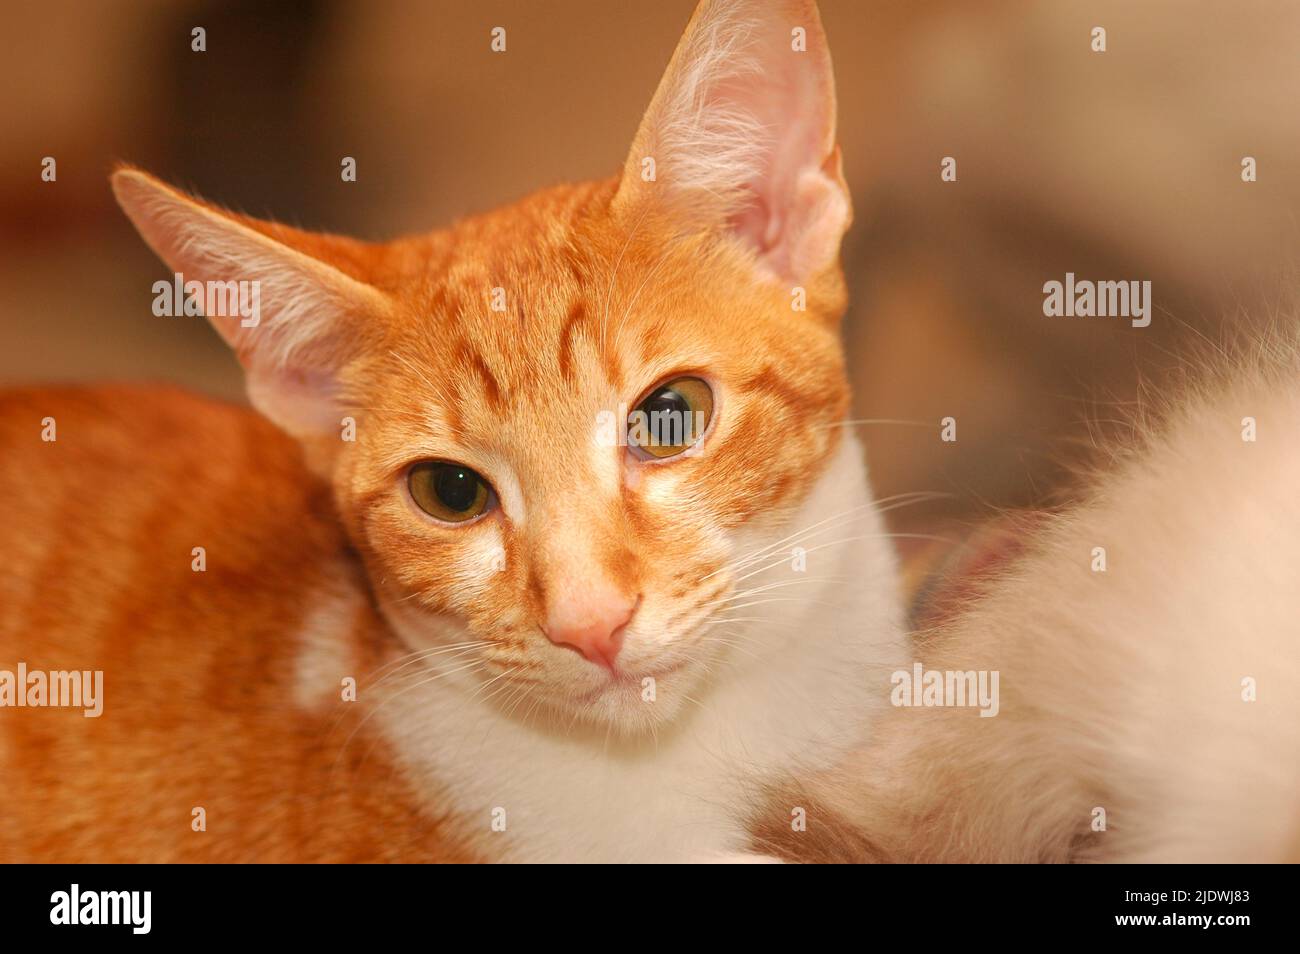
627;376;714;460
408;462;492;523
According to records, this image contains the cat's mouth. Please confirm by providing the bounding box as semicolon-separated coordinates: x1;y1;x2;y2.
558;657;691;708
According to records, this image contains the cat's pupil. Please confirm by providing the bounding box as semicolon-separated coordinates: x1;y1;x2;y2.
435;468;479;512
646;388;688;435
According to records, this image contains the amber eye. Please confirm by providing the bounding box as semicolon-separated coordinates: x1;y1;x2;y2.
408;462;492;523
628;376;715;460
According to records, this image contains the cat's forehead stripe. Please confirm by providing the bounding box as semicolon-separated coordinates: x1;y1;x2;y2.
456;341;505;413
556;299;585;384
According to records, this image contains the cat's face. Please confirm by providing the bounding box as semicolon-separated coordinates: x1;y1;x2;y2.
335;183;849;730
113;0;854;733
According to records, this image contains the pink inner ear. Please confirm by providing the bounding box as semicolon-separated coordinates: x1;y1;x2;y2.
721;104;848;281
247;365;345;435
614;0;850;280
690;25;847;281
727;192;774;252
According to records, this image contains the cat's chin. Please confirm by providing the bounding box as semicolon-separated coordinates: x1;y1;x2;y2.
533;664;703;736
581;688;690;735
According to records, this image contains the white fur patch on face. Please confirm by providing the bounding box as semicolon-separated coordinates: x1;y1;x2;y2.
450;523;508;595
585;415;624;493
639;467;684;508
485;458;525;524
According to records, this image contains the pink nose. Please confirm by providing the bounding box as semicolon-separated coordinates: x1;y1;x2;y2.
543;591;638;670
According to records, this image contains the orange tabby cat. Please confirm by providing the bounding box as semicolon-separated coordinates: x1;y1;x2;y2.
1;0;908;862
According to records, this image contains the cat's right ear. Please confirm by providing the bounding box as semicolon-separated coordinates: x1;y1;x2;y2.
111;167;392;445
613;0;850;286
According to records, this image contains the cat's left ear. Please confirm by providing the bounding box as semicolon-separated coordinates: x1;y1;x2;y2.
111;168;392;449
613;0;849;284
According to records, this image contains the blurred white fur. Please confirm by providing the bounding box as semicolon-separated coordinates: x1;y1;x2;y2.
752;333;1300;862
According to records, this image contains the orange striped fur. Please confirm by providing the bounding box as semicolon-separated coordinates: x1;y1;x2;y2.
0;386;476;861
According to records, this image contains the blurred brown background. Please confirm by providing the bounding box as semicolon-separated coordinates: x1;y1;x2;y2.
2;0;1298;532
